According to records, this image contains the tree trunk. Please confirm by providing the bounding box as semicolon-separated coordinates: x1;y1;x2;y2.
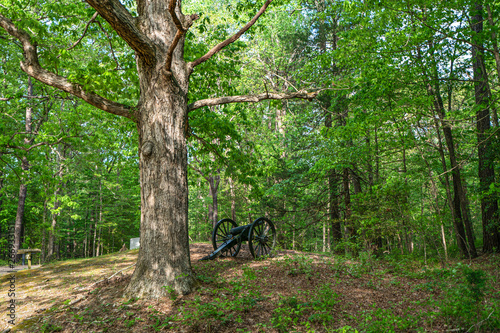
208;170;221;227
14;77;34;259
14;182;28;259
229;177;236;221
471;3;500;253
0;170;3;216
322;220;326;252
343;168;353;238
48;187;60;257
429;82;476;258
125;92;193;297
416;40;476;258
432;116;455;228
324;110;341;251
93;207;97;257
124;8;194;295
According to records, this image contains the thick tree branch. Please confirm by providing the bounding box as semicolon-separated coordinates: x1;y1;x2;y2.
188;90;318;112
85;0;156;64
188;0;272;70
0;14;137;121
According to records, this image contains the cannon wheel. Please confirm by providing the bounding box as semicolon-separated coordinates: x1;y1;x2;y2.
212;218;241;257
248;217;276;259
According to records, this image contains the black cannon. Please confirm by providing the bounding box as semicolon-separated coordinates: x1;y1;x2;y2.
200;217;276;260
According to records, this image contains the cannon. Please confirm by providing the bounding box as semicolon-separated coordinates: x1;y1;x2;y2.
200;217;276;261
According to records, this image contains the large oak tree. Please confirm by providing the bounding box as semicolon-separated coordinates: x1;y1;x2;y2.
0;0;316;298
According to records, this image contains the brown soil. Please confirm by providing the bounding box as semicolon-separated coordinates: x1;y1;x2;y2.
0;244;498;333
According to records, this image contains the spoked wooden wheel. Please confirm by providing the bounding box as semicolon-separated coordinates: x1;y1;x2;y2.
212;218;241;257
248;217;276;258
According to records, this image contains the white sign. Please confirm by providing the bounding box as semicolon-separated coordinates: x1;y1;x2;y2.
130;237;140;250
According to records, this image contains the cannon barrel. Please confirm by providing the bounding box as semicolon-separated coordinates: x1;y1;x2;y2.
200;237;240;261
229;225;249;235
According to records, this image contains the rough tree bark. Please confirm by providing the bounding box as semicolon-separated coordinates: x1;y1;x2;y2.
0;0;317;297
471;3;500;253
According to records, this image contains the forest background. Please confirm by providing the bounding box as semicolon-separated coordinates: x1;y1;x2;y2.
1;0;500;265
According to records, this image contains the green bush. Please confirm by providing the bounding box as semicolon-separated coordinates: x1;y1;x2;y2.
357;306;421;332
439;264;500;331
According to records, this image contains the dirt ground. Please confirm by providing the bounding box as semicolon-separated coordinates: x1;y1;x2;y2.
0;243;498;332
0;243;296;332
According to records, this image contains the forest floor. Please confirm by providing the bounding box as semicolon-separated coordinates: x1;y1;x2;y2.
1;243;499;333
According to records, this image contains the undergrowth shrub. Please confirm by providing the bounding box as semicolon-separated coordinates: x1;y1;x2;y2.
271;296;306;332
276;254;314;277
439;263;500;332
357;306;422;332
271;284;340;332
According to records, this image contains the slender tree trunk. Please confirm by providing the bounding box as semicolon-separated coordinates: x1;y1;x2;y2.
322;221;326;252
416;41;476;257
366;131;373;187
229;177;236;221
208;170;221;227
74;227;77;257
93;205;98;257
485;5;500;127
428;83;476;258
329;172;342;246
0;170;3;217
417;137;449;261
471;4;500;252
14;77;34;259
325;111;341;251
374;129;380;184
343;168;353;238
432;117;455;223
96;178;103;257
48;143;65;258
486;4;500;102
48;187;60;257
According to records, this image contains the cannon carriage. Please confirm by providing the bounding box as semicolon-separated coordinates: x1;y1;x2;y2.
200;217;276;261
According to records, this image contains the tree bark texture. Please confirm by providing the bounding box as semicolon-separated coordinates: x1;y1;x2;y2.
471;4;500;253
119;0;194;297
